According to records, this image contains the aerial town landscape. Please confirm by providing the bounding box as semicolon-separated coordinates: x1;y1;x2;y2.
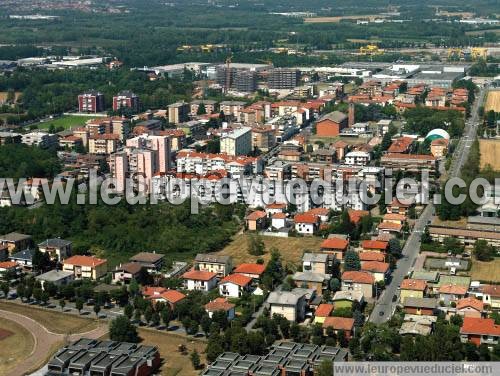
0;0;500;375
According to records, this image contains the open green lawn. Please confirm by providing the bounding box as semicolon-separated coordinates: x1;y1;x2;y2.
35;115;97;131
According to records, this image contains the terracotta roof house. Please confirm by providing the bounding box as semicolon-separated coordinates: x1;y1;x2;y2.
359;252;385;262
205;297;236;320
294;213;320;235
377;221;403;234
320;238;349;261
403;297;438;315
246;210;267;231
322;317;355;339
400;279;427;303
361;261;390;282
219;274;253;298
194;254;233;277
112;262;143;284
480;284;500;310
143;287;186;308
361;240;389;253
341;271;375;298
182;270;218;291
62;255;108;280
456;297;485;318
439;284;468;304
129;252;164;272
233;263;266;279
314;304;334;324
460;317;500;347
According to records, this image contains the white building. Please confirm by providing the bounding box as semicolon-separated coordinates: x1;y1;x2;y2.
220;127;252;156
219;274;253;298
345;151;371;166
21;131;58;148
182;270;218;291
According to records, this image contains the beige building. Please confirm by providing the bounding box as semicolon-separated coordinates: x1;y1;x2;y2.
252;127;275;152
341;271;375;298
168;102;189;124
220;127;252;156
267;289;308;322
194;254;233;277
88;134;120;155
302;253;330;274
62;255;107;280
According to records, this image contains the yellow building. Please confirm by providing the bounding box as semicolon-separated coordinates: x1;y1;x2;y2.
400;279;427;303
63;255;108;280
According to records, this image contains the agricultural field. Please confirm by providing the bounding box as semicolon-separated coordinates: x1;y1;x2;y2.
34;115;97;131
479;139;500;170
0;318;34;376
304;14;387;23
484;90;500;112
470;258;500;283
216;233;324;265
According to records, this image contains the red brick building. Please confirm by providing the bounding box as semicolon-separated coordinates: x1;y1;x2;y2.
315;111;348;137
113;90;140;112
78;90;105;113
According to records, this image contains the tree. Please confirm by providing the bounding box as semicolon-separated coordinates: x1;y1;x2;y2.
151;311;160;327
124;304;133;319
201;314;211;335
94;304;101;318
75;298;84;314
197;103;206;115
0;282;8;298
32;249;51;273
59;298;66;311
247;234;265;256
316;359;333;376
128;278;140;296
344;251;361;271
190;350;201;369
134;308;142;323
474;240;495;261
329;278;340;292
144;306;153;323
388;238;402;258
109;316;139;343
161;306;173;328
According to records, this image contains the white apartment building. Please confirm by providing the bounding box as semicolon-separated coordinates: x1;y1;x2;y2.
345;151;371;166
21;131;58;148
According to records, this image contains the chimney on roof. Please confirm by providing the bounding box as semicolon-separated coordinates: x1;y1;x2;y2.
348;101;355;127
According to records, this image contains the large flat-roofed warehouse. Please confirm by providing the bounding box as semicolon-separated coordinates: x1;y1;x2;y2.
202;341;347;375
45;338;160;376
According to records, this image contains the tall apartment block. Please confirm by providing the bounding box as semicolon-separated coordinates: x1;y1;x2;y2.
234;70;257;92
268;68;301;89
167;102;190;124
113;90;140;112
78;90;105;113
126;134;171;173
220;127;252;156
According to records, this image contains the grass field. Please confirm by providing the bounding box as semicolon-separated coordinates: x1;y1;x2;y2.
216;233;324;265
470;258;500;283
35;115;97;131
0;301;99;335
0;317;35;376
485;90;500;113
479;139;500;170
138;329;207;376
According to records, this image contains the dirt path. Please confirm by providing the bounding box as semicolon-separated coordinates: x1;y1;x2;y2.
0;309;107;376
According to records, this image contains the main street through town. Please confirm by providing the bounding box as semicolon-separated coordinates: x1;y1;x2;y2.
369;85;488;324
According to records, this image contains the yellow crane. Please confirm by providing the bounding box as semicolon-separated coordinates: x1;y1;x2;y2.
359;44;383;56
224;55;232;94
471;47;487;61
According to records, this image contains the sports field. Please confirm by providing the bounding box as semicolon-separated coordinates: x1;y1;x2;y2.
479;139;500;170
35;115;96;131
0;317;35;376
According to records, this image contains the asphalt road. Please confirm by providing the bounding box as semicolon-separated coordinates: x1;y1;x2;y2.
369;85;488;324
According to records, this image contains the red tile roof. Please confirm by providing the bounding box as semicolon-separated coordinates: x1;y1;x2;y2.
143;287;186;304
321;238;349;250
361;261;389;274
361;240;388;251
294;213;319;224
439;284;468;295
388;137;413;153
160;289;186;304
383;213;406;222
401;279;427;291
322;317;355;331
272;213;287;219
383;153;436;161
315;303;334;317
306;208;330;217
0;261;18;269
460;317;500;336
64;255;107;268
220;273;253;287
182;270;217;281
348;209;369;224
233;263;266;276
480;284;500;298
457;297;484;312
265;203;287;209
205;297;235;312
359;252;386;262
377;222;403;232
342;271;375;284
246;210;267;221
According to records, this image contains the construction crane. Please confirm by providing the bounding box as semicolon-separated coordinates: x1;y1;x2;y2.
359;44;383;56
224;55;232;94
447;48;464;60
471;47;488;61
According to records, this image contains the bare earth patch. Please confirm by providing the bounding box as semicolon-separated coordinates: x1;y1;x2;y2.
470;258;500;283
479;139;500;171
0;317;35;376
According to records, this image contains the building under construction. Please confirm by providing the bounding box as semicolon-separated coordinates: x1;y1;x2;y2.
268;68;301;89
216;63;270;92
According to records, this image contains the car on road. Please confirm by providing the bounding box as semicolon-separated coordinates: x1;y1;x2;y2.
392;295;398;302
379;311;385;316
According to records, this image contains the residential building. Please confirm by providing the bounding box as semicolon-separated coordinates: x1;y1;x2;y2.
322;317;355;339
359;251;386;262
320;237;349;261
220;127;252;156
428;226;500;248
0;232;32;253
292;271;330;294
399;315;436;336
403;297;438;315
381;153;437;174
302;253;330;274
113;91;140;112
0;131;21;145
400;279;427;303
361;261;390;282
456;297;485;318
59;135;83;150
232;263;266;280
167;102;189;124
36;270;74;289
205;297;236;320
190;100;217;116
182;270;218;291
268;68;300;89
252;127;276;152
267;289;309;322
361;240;388;253
480;284;500;309
62;255;108;280
294;213;320;235
157;129;186;151
21;131;58;148
234;70;257;92
245;210;267;231
129;252;164;273
125;134;171;173
0;261;21;279
9;248;35;269
460;317;500;348
315;111;348;137
109;148;158;193
341;271;375;298
387;199;410;215
194;254;233;277
78;90;105;113
88;134;120;155
142;287;186;309
430;138;449;158
112;262;143;284
38;238;72;262
219;101;246;119
345;151;371;166
219;274;253;298
439;284;468;304
314;304;334;324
